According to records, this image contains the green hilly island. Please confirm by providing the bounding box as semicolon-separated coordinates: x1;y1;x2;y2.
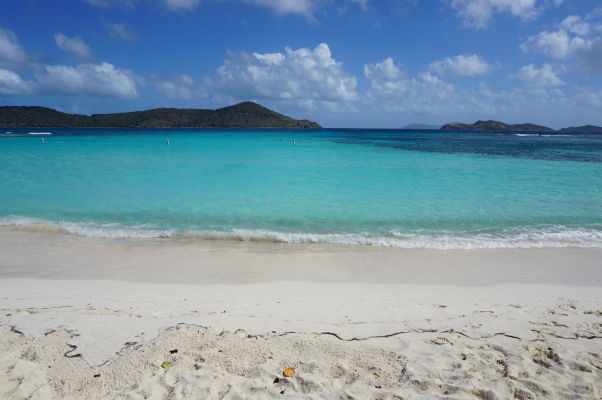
440;120;554;132
559;125;602;133
0;102;321;129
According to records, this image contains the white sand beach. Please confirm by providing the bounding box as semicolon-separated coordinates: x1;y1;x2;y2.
1;229;601;399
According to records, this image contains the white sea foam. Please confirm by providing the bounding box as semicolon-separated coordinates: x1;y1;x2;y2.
28;132;52;135
0;216;174;238
540;134;576;137
513;134;578;138
2;216;602;249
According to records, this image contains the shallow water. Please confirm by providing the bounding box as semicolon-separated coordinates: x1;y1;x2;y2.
1;128;601;248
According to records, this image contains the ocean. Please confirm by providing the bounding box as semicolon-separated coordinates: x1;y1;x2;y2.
1;128;601;249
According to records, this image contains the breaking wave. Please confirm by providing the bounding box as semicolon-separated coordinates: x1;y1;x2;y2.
2;216;602;249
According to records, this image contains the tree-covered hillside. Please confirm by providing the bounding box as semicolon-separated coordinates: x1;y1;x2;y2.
0;102;321;128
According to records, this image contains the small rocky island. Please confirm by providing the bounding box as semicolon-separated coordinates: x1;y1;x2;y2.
0;102;321;129
441;120;553;132
440;120;602;133
558;125;602;133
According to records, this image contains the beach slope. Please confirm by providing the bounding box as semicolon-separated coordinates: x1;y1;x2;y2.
1;230;601;399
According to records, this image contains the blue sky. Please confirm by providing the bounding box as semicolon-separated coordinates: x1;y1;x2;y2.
1;0;601;128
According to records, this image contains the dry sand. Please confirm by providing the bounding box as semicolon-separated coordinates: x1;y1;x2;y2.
0;230;601;399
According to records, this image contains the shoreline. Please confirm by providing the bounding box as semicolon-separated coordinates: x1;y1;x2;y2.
1;229;601;399
1;229;602;286
3;217;602;250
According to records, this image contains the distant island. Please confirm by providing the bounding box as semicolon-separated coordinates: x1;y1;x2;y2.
0;102;321;129
439;120;602;132
402;123;441;130
441;120;554;132
558;125;602;133
3;104;602;132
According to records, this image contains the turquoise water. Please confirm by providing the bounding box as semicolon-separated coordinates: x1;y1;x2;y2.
1;128;602;248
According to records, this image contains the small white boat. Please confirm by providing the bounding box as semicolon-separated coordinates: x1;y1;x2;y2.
28;132;52;135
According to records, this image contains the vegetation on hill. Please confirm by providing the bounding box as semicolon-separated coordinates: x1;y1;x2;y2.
441;120;553;132
0;102;321;128
558;125;602;133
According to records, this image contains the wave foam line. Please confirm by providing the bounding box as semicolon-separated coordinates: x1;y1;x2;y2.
1;216;602;249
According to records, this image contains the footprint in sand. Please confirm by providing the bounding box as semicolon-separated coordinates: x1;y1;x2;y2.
528;345;561;369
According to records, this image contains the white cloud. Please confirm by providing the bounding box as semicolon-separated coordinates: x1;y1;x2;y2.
520;11;602;61
356;56;602;128
83;0;316;18
84;0;200;12
0;28;27;64
35;62;137;98
154;74;196;99
364;57;406;95
0;27;141;99
514;63;564;87
54;33;94;60
363;57;456;114
448;0;539;29
428;54;491;76
521;29;592;59
560;15;591;36
164;0;200;11
365;57;402;81
203;43;357;103
104;22;138;42
0;67;32;95
245;0;314;17
0;62;138;98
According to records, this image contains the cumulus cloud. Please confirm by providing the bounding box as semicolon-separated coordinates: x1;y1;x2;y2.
363;57;457;117
84;0;199;12
521;28;592;59
203;43;357;104
514;63;564;87
560;15;591;36
83;0;315;16
1;30;137;99
448;0;539;29
428;54;491;76
0;28;27;64
245;0;315;17
363;57;406;94
357;55;602;128
520;11;602;74
104;21;138;42
54;33;94;60
35;62;137;98
154;74;196;99
0;67;33;95
520;12;602;61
